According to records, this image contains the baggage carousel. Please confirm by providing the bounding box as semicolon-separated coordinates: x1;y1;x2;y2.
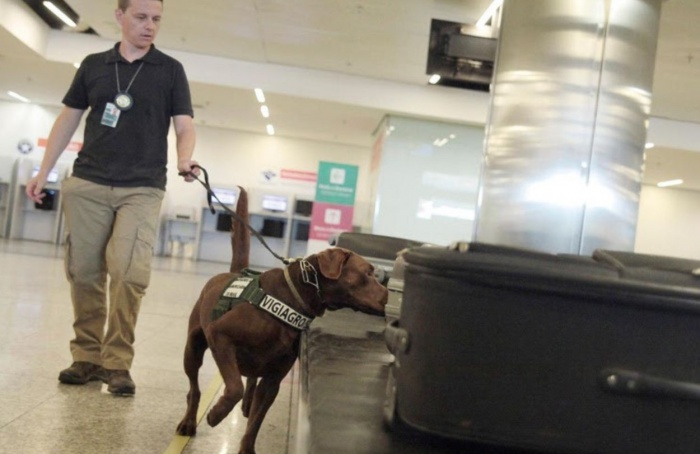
295;309;539;454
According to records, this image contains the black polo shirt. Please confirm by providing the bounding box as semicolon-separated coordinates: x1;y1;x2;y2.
63;43;194;190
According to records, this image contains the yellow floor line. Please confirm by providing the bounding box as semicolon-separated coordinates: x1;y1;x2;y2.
163;373;224;454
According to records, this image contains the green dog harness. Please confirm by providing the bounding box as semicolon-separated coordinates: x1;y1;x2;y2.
212;269;314;331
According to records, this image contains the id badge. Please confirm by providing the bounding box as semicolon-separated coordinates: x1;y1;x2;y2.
101;102;121;128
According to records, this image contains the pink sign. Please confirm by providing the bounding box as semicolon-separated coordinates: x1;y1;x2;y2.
281;168;317;182
308;201;354;241
38;138;82;152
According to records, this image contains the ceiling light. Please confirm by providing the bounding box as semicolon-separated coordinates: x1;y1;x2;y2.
428;74;441;84
657;179;683;188
645;142;655;149
266;124;275;136
43;1;77;27
260;105;270;118
73;62;80;69
254;88;265;103
476;0;503;27
8;91;30;103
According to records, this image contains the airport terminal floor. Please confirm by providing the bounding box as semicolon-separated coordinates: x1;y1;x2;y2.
0;238;543;454
0;239;295;454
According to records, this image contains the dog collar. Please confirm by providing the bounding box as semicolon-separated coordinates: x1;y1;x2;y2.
283;259;320;316
214;271;313;331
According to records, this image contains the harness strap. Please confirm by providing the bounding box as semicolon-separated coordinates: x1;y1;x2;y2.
211;270;263;321
256;293;313;331
212;270;313;330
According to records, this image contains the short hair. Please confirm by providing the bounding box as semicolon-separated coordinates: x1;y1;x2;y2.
118;0;163;11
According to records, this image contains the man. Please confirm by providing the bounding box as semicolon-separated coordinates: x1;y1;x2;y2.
25;0;198;396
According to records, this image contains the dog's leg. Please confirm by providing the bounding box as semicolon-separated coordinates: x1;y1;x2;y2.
241;377;258;418
238;354;296;454
176;323;208;436
238;376;283;454
206;328;245;427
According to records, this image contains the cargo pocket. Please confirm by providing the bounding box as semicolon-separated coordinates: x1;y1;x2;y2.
124;227;156;288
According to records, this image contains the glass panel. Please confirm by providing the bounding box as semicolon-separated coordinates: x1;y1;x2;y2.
371;115;484;246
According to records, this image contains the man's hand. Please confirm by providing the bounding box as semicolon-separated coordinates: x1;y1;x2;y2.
177;159;200;182
25;174;47;204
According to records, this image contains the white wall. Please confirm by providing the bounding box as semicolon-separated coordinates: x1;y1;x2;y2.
635;185;700;260
0;99;374;228
5;99;700;260
163;123;373;226
0;102;82;169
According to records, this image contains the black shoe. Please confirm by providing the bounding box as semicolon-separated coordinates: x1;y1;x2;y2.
105;369;136;396
58;361;107;385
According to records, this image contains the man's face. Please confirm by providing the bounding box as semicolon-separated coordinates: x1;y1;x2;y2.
116;0;163;50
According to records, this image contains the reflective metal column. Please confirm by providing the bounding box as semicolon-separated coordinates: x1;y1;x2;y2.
473;0;661;254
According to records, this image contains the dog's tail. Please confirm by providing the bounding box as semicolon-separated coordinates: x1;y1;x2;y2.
230;186;250;273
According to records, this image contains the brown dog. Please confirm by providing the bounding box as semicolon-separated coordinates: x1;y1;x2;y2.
176;187;387;454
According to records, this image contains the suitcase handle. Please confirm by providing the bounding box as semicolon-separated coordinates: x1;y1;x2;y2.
599;368;700;401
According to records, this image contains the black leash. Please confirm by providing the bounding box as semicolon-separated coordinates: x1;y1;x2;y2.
179;165;290;266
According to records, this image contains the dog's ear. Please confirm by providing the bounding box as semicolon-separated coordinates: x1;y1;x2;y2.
317;248;350;280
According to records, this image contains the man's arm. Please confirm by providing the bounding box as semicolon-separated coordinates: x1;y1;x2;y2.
26;106;84;203
173;114;198;182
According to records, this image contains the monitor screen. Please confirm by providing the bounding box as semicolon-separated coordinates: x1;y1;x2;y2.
295;200;313;217
262;194;288;212
294;222;310;240
216;213;233;232
212;188;237;205
32;166;60;183
261;219;285;238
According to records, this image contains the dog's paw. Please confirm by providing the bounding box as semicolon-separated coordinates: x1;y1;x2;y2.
208;395;238;427
241;400;251;418
207;409;226;427
176;420;197;437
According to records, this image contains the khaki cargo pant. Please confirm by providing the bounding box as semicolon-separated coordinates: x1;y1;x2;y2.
61;177;164;370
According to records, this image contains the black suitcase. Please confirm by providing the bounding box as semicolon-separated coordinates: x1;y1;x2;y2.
384;242;700;454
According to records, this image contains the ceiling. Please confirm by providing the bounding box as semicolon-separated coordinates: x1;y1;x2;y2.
2;0;700;190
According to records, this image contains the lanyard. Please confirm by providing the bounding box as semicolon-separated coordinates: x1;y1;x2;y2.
113;61;144;111
115;61;144;94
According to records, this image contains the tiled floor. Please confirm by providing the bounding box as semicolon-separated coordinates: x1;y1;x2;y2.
0;238;296;454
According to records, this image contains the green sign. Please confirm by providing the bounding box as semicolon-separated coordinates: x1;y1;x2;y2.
315;161;358;205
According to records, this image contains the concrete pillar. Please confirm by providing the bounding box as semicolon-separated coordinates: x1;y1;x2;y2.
473;0;662;254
